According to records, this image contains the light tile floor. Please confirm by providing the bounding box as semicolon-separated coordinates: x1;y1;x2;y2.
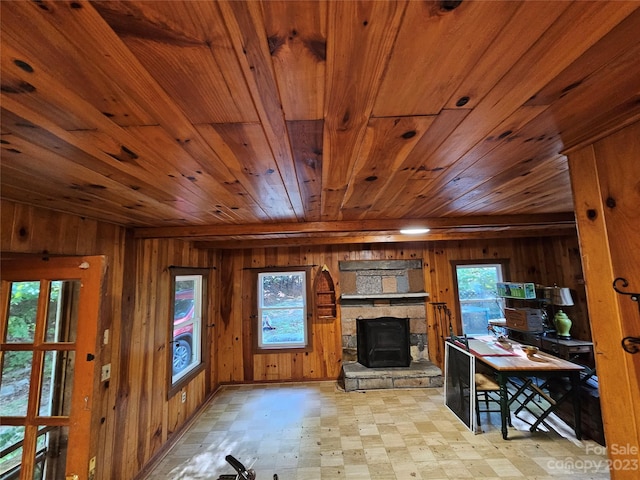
144;382;610;479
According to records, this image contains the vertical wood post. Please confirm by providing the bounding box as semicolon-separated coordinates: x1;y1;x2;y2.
567;121;640;479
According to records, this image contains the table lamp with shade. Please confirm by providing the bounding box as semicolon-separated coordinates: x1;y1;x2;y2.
552;287;574;339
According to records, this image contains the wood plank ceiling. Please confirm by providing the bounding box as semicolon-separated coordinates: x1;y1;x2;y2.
1;1;639;248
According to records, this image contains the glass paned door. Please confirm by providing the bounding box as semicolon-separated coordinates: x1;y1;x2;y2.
1;257;104;480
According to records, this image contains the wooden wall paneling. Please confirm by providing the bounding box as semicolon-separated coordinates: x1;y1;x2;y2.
562;238;591;341
291;350;304;381
242;250;258;383
56;209;83;255
148;239;169;460
321;250;343;379
307;266;328;379
217;251;237;383
423;236;589;369
136;237;210;466
567;122;640;478
115;238;149;477
254;352;290;382
84;221;121;476
256;352;273;382
135;238;155;468
95;228;128;480
0;200;16;251
215;251;241;383
205;249;220;392
1;200;220;480
423;248;444;367
7;202;34;253
73;216;100;257
107;229;135;480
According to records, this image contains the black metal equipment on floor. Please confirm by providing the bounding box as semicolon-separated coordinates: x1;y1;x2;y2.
217;454;278;480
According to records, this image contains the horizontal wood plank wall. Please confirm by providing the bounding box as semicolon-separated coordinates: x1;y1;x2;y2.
0;200;219;480
217;237;586;379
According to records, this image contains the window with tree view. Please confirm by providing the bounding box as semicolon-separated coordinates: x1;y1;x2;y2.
455;264;505;335
257;271;308;349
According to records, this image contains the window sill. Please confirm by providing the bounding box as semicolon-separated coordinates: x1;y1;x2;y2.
168;363;205;399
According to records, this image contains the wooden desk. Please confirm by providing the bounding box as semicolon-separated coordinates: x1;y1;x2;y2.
470;338;585;440
539;336;594;364
504;329;595;366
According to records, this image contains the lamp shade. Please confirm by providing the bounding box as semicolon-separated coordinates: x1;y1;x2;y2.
552;287;574;306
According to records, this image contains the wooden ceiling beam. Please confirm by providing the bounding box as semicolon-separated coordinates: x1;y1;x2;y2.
134;213;575;239
192;226;577;250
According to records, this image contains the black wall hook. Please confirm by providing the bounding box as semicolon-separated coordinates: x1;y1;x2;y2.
613;277;640;354
613;277;639;312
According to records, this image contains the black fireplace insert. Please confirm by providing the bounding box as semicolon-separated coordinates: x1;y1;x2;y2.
357;317;410;368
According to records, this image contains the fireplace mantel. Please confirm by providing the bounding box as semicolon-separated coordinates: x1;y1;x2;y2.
341;292;429;300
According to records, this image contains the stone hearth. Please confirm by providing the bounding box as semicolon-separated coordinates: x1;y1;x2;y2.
340;361;443;392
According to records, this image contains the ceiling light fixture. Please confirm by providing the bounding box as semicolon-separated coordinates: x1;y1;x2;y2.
400;228;430;235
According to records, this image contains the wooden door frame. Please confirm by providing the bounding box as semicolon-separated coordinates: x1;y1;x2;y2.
1;255;105;480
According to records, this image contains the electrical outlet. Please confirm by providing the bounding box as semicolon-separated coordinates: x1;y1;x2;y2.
103;329;109;345
181;391;187;403
101;364;111;382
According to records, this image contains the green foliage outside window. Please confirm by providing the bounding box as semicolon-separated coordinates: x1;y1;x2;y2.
456;265;504;335
456;267;500;301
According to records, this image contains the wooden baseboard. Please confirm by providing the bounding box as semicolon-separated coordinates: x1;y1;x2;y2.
133;386;222;480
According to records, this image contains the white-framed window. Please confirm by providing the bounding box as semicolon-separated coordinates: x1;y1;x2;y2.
257;271;308;350
170;274;203;385
454;263;505;336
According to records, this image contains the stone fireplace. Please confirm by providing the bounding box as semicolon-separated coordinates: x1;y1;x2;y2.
338;260;442;391
339;259;429;364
